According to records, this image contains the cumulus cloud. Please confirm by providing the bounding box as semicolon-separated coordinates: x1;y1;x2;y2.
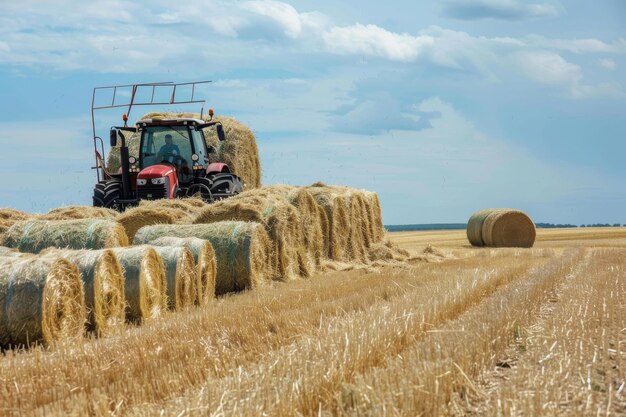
442;0;562;20
323;24;434;62
513;52;623;98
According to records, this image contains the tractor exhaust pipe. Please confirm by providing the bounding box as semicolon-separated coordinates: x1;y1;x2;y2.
111;129;132;201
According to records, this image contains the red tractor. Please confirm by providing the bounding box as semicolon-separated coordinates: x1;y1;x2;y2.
91;81;243;210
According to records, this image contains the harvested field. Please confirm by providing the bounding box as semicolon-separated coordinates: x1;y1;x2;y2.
0;227;623;416
2;218;129;253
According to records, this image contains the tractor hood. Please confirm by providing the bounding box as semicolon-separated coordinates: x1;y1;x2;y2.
137;164;175;179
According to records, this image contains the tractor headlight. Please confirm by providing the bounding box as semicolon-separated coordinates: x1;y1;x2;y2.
137;179;147;186
151;177;166;185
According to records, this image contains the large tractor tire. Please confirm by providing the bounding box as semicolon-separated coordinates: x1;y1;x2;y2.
93;180;123;210
209;173;243;199
186;177;213;202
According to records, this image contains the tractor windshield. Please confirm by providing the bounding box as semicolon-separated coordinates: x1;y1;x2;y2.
140;126;194;182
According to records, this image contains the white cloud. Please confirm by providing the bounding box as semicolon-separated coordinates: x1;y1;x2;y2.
598;58;616;70
442;0;562;20
242;1;304;38
323;24;434;62
513;51;623;98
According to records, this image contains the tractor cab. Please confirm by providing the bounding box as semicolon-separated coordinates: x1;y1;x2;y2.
91;81;243;211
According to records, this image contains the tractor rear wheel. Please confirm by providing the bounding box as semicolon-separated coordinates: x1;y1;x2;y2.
209;173;243;199
93;180;123;210
186;177;213;202
92;181;107;207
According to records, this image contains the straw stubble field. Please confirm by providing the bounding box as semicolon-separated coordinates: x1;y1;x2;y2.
0;227;624;416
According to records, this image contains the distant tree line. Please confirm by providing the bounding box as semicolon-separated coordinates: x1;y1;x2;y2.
536;223;625;228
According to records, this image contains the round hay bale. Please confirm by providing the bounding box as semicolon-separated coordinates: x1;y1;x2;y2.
116;207;177;242
193;190;302;281
466;209;494;247
264;184;326;274
0;256;86;347
2;219;129;254
306;184;352;262
40;206;118;221
147;237;217;305
40;249;125;335
482;209;536;248
138;197;207;220
110;246;167;323
204;116;261;190
0;208;30;222
361;191;385;243
150;246;197;311
134;221;271;295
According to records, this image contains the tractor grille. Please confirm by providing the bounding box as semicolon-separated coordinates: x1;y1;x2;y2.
137;183;168;200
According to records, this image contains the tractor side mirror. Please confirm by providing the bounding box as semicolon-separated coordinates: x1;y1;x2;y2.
217;124;226;141
110;129;117;147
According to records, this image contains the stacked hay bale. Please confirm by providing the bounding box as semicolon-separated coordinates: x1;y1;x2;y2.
1;219;129;254
117;207;179;243
134;221;271;295
146;237;217;304
40;249;126;335
0;255;86;347
193;189;304;280
151;246;197;311
306;183;381;262
138;197;208;218
0;208;31;237
39;206;118;220
107;112;261;190
467;208;536;248
264;185;327;274
111;246;168;323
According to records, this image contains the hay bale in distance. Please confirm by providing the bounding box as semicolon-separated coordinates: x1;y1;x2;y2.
148;237;217;304
111;246;167;323
138;197;207;220
0;208;30;222
41;249;125;335
482;208;536;248
151;246;197;311
0;256;86;347
2;219;129;254
134;221;270;295
466;209;494;247
117;207;177;242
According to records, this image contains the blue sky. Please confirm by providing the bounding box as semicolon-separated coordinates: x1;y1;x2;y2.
0;0;625;224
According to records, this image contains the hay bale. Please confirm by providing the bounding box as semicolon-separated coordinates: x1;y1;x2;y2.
138;197;208;220
147;237;217;304
361;191;385;242
0;208;30;222
108;113;261;190
193;190;303;281
40;249;125;335
116;207;177;242
0;256;86;347
40;206;118;221
264;185;326;275
2;219;129;254
204;116;261;190
466;209;493;247
482;208;536;248
111;246;167;322
134;221;271;295
150;246;197;311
